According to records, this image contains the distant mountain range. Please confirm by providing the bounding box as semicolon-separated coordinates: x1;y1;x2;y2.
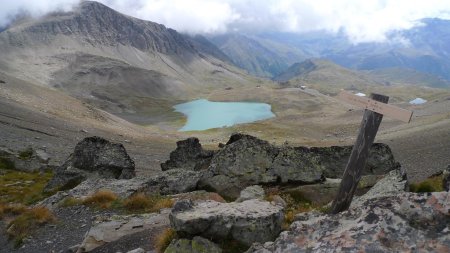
209;18;450;88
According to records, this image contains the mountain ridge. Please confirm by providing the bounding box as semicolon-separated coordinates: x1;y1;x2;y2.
273;58;385;94
0;1;258;122
210;19;450;88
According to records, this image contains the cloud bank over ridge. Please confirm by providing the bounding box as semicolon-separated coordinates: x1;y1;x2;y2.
1;0;450;43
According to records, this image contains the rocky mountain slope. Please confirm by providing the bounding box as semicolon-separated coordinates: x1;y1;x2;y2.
0;1;256;120
209;34;306;77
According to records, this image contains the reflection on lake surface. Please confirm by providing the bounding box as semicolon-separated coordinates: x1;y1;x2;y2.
174;99;275;131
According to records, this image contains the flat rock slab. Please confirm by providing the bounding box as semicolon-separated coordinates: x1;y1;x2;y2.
170;199;284;247
39;169;202;209
79;212;170;252
248;192;450;253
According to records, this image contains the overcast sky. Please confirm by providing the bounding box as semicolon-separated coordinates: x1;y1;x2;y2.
1;0;450;43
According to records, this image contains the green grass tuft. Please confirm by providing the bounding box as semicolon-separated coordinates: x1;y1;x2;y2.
7;206;55;247
59;197;83;207
82;190;118;209
0;170;54;205
123;193;174;213
18;148;33;160
154;228;177;253
410;175;444;193
0;157;15;170
265;187;326;229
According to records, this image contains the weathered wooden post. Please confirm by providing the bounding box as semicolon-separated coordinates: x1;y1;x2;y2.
330;91;413;214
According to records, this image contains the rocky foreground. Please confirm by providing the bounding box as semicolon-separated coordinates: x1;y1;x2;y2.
0;134;449;253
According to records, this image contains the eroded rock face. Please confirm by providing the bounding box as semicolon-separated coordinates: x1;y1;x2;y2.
169;199;284;247
165;236;222;253
248;192;450;253
44;136;135;193
161;137;215;171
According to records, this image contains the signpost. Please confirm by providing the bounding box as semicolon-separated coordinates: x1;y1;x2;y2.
330;91;413;214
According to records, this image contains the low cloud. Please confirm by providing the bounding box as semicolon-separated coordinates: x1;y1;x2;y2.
1;0;450;43
0;0;79;27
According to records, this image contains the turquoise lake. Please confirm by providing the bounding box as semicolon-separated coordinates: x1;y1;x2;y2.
174;99;275;131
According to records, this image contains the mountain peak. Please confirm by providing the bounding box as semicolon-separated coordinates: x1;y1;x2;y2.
273;58;335;82
2;0;194;55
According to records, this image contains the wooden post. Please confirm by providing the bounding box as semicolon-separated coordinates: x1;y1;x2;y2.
330;93;389;214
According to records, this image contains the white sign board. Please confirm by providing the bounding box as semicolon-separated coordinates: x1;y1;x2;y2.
338;91;413;123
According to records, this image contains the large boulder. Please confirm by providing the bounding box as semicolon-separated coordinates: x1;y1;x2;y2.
169;199;284;247
78;212;170;252
199;135;278;199
161;138;215;171
44;136;135;193
247;192;450;252
165;236;222;253
198;134;398;199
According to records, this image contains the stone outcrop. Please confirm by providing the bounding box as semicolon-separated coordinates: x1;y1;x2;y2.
198;134;323;199
247;192;450;253
350;168;408;208
196;133;398;199
39;178;147;209
165;236;222;253
78;212;170;252
161;137;215;171
44;136;135;193
169;199;284;247
0;147;50;172
40;170;202;209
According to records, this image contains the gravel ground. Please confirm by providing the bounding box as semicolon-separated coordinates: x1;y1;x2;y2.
0;206;118;253
0;98;172;177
